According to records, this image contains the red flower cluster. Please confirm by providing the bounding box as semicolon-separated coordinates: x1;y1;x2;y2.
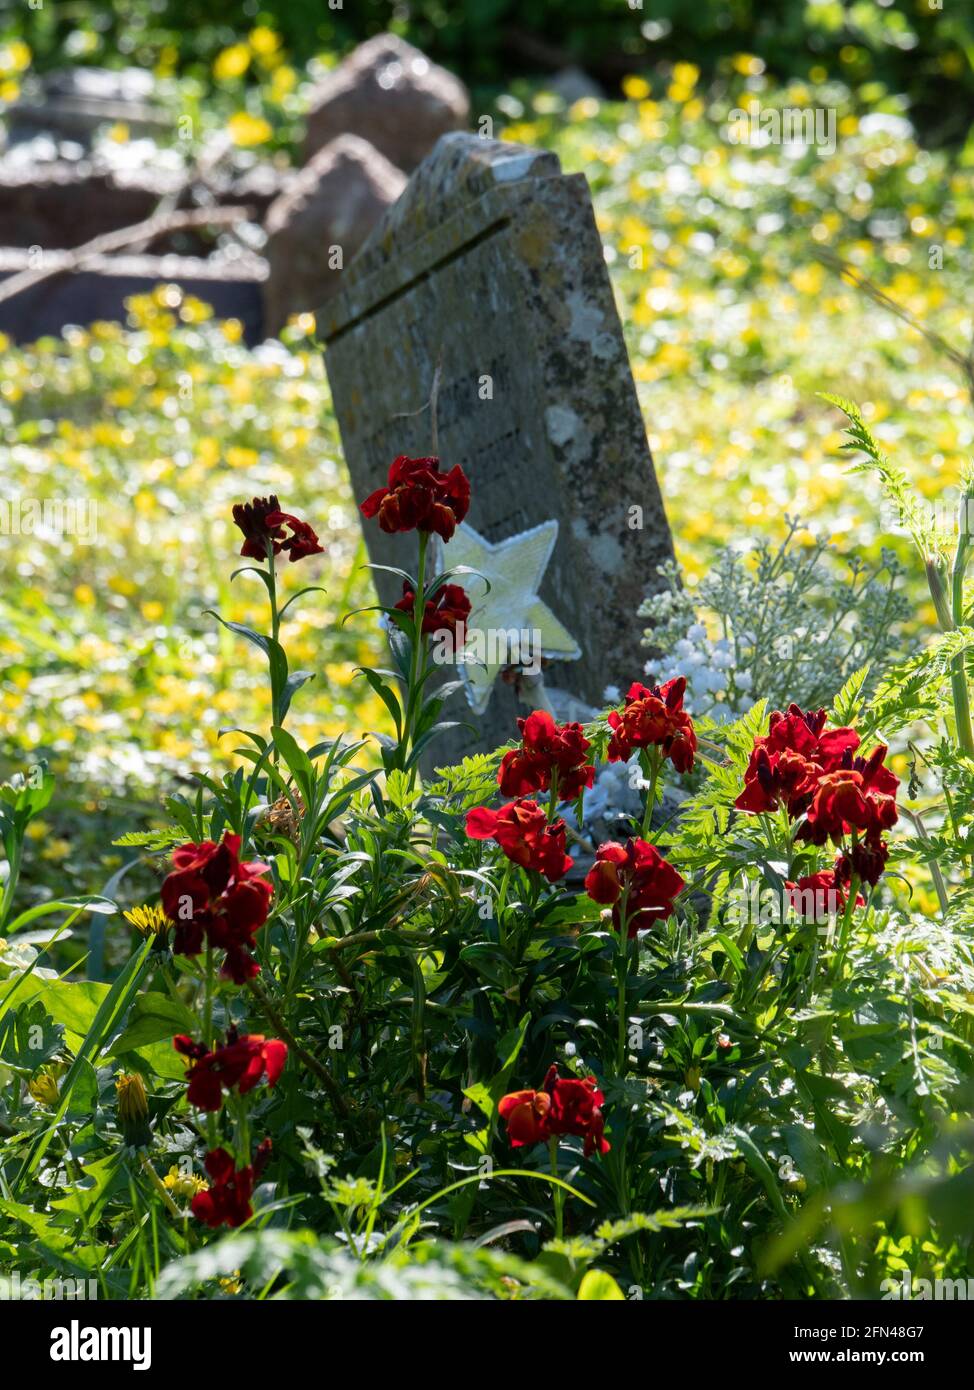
735;705;860;817
465;798;573;882
232;495;324;564
606;677;696;772
800;749;899;847
394;580;471;640
498;710;595;802
786;864;864;921
161;833;273;983
499;1065;610;1157
736;706;898;886
360;455;471;542
192;1141;272;1230
173;1028;287;1112
584;838;685;936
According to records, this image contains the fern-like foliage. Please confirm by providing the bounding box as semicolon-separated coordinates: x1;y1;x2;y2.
427;751;502;812
862;628;974;741
830;663;871;727
110;826;186;850
822;393;941;561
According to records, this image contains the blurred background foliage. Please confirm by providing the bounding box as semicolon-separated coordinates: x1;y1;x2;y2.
2;0;973;144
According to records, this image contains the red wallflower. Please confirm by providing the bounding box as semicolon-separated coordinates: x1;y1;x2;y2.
606;677;696;772
360;455;471;541
192;1148;256;1229
584;838;685;937
498;710;595;802
735;745;819;816
173;1029;288;1112
846;837;890;887
465;798;573;881
394;580;471;640
161;833;273;983
786;865;864;921
762;705;860;766
798;744;899;846
209;869;275;982
497;1088;551;1147
232;495;323;563
161;836;238;919
498;1065;610;1157
737;709;898;889
232;495;285;560
736;705;861;816
546;1070;610;1157
277;515;324;562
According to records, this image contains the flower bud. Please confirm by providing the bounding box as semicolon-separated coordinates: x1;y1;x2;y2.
116;1072;151;1148
29;1071;60;1106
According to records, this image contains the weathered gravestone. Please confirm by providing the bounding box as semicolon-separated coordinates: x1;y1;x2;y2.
321;133;676;763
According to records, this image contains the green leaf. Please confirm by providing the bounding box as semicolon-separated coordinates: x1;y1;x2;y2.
577;1269;626;1300
280;670;314;722
108;992;197;1055
822;393;935;559
64;1057;99;1117
0;1000;64;1069
110;827;186;850
16;978;110;1039
356;667;403;741
50;1153;122;1219
16;939;153;1187
830;663;871;727
204;611;273;658
271;725;315;795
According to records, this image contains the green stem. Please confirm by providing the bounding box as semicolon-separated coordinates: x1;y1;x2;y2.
831;870;861;983
616;887;632;1074
202;944;215;1049
141;1156;182;1220
549;1137;565;1239
405;530;430;782
265;538;282;734
640;749;661;838
267;541;280;645
495;860;512;953
546;768;560;822
950;526;974;756
0;839;22;931
236;1097;251;1167
202;945;217;1148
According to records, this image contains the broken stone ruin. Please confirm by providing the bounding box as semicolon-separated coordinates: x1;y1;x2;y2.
0;35;470;344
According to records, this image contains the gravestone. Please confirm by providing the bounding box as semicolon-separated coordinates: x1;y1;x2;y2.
321;132;676;762
263;135;407;335
0;248;266;346
303;34;469;173
8;68;168;146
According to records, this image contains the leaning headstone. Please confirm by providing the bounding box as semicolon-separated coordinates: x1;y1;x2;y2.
321;133;676;761
263;135;406;336
303;35;469;172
